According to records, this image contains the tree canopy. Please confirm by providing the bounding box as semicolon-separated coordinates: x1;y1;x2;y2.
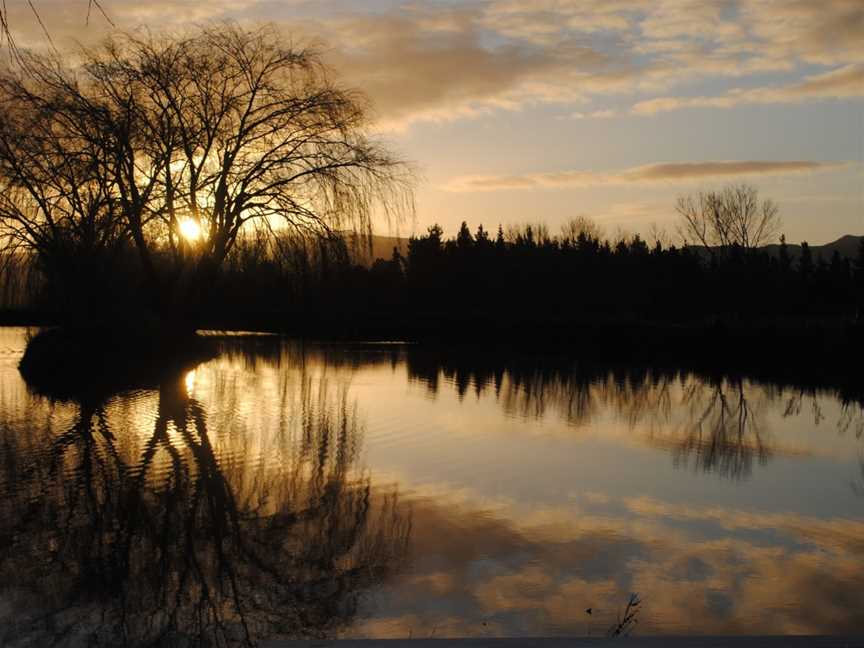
676;183;780;252
0;24;412;319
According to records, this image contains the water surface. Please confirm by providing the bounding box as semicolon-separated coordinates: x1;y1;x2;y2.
0;327;862;644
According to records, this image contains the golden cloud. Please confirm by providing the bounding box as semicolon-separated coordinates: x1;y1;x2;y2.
632;64;864;115
3;0;862;129
353;491;864;636
444;160;848;192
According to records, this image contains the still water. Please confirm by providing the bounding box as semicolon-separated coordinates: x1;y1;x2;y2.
0;327;862;644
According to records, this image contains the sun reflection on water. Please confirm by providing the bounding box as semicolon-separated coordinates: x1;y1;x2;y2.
184;368;196;396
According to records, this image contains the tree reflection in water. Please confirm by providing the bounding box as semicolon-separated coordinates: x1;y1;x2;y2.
672;379;770;479
402;350;863;480
0;364;411;646
0;335;861;642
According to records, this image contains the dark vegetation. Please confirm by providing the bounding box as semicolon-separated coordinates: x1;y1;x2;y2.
3;218;864;396
17;325;216;401
607;593;643;638
5;219;862;335
204;219;862;385
204;216;860;404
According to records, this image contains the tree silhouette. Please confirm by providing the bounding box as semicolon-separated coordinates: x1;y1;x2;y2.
475;224;490;247
561;215;604;245
495;224;505;249
0;2;112;64
799;241;813;281
778;234;791;273
456;221;474;251
0;25;412;324
676;183;781;252
856;238;864;319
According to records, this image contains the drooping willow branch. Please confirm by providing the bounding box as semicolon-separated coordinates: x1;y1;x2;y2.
0;24;414;313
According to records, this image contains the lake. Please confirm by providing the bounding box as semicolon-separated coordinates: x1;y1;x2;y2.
0;327;862;644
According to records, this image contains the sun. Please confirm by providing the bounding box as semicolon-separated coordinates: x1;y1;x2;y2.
178;218;202;242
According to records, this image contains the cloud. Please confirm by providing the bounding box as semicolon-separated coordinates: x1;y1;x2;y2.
3;3;619;129
3;0;863;129
570;108;617;119
628;160;845;180
740;0;864;67
632;64;864;114
105;0;259;23
444;160;847;192
349;489;864;637
322;12;612;130
480;0;642;44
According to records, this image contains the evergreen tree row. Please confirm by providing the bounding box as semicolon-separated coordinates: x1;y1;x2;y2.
197;222;864;334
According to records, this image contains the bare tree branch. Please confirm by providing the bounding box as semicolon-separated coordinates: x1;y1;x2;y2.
676;183;781;253
0;24;414;317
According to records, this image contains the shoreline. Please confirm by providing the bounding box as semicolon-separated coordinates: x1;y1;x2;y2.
4;310;861;402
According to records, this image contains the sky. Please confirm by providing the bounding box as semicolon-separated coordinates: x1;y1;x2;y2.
4;0;863;244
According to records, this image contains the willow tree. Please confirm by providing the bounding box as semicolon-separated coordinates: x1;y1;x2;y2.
0;25;412;325
0;57;130;317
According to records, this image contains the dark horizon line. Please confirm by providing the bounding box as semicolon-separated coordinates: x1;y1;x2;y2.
350;229;864;250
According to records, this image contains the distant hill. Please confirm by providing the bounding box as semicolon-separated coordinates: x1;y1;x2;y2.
345;233;409;266
761;234;862;260
641;234;862;262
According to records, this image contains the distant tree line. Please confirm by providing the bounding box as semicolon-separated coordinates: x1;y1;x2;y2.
199;210;864;332
5;215;863;329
